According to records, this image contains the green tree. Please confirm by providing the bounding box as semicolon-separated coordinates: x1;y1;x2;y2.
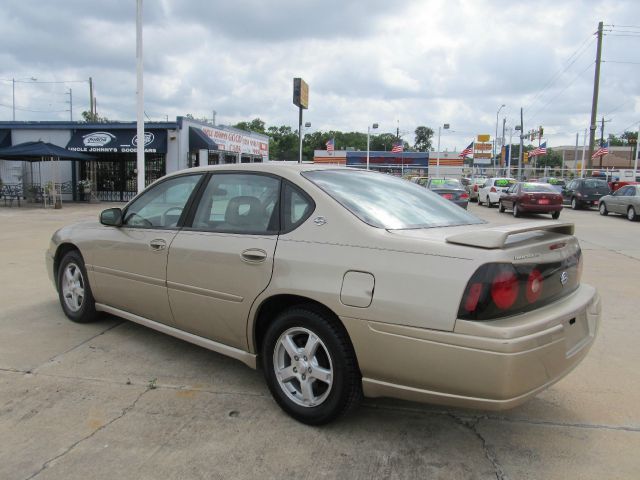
81;110;109;123
233;118;266;135
414;126;434;151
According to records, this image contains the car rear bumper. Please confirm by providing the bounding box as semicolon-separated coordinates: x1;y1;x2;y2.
519;203;563;213
342;283;600;410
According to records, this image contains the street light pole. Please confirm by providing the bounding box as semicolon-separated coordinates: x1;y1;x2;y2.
494;104;505;171
435;124;449;177
136;0;145;193
12;78;15;121
366;123;378;170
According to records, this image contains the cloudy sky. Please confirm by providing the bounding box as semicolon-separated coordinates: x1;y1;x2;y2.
1;0;639;150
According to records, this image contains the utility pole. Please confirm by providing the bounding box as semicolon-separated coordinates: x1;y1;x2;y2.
67;88;73;121
501;117;506;171
588;21;604;169
136;0;145;193
12;78;15;121
573;132;579;176
89;77;94;117
518;107;524;180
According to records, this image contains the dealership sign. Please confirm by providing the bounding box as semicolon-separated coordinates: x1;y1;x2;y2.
67;129;167;153
198;126;269;159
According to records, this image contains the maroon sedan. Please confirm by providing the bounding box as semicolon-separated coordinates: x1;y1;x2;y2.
498;182;563;219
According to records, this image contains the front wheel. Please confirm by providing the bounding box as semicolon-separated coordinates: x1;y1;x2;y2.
498;201;506;213
57;250;99;323
628;207;637;222
571;197;579;210
262;307;362;425
599;202;608;216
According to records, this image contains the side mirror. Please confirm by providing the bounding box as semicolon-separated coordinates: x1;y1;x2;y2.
100;208;123;227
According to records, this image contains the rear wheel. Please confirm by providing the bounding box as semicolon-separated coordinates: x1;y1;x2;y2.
571;197;580;210
599;202;608;216
498;201;505;213
486;195;493;208
262;307;362;425
57;251;99;323
477;195;483;206
628;206;637;222
513;203;521;217
551;210;560;220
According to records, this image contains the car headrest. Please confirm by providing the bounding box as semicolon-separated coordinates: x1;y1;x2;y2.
224;196;264;228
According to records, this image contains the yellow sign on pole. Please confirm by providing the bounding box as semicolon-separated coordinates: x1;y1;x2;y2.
477;134;490;142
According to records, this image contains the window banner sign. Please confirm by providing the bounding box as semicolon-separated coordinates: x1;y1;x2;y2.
196;125;269;159
67;129;167;153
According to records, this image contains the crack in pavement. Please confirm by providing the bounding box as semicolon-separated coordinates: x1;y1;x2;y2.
31;320;124;374
21;386;151;480
362;403;640;433
448;413;509;480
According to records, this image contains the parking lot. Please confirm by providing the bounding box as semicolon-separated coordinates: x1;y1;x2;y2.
1;201;638;480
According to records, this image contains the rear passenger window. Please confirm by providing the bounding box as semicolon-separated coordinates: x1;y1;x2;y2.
282;182;314;232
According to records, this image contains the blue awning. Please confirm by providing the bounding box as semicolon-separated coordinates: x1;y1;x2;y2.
189;127;218;151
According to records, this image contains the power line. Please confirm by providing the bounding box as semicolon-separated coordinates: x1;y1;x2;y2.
602;60;640;65
0;102;70;113
0;78;89;84
525;61;595;125
523;34;595;112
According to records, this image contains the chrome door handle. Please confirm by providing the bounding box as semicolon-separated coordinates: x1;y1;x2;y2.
149;239;166;251
241;249;267;263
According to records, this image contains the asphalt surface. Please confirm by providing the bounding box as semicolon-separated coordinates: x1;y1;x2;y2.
0;201;638;480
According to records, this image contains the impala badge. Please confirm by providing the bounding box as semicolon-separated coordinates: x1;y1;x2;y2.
560;271;569;286
313;216;327;226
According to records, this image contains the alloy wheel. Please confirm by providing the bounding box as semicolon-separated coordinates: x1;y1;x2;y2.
61;262;85;312
273;327;334;408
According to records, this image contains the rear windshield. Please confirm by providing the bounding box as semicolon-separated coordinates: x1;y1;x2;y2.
522;183;556;193
430;178;461;188
547;178;565;186
584;179;609;188
303;169;484;229
494;178;516;187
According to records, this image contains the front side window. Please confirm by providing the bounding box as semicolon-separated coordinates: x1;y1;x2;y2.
303;169;483;229
123;174;202;228
191;173;280;234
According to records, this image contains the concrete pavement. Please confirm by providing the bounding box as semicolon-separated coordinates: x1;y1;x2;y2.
0;202;638;479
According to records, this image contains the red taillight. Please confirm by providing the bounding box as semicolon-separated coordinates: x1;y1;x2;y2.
460;192;469;199
442;193;453;200
464;283;483;312
490;186;497;193
473;185;478;192
491;270;519;309
526;269;543;303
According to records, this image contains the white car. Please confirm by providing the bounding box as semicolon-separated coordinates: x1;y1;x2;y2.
478;177;517;207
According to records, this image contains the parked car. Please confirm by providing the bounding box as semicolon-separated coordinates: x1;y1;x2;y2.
46;164;601;425
478;177;517;207
538;177;566;193
426;178;469;209
498;182;563;219
562;178;611;210
467;177;487;202
598;184;640;221
410;176;429;186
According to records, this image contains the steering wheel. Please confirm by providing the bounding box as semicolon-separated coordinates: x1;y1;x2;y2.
161;206;184;227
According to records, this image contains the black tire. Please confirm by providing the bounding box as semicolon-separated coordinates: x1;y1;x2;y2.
498;201;506;213
486;197;493;208
513;203;521;217
57;250;99;323
599;202;608;216
262;306;362;425
571;197;580;210
551;210;560;220
477;195;483;206
628;206;637;222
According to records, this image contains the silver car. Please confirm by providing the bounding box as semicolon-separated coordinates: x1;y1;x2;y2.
598;184;640;221
46;164;601;424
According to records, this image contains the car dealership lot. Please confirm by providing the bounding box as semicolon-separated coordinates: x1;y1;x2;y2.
1;202;639;480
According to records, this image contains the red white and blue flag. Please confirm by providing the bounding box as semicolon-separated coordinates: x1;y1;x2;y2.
458;142;473;158
326;138;335;152
391;141;404;153
529;142;547;157
591;141;609;159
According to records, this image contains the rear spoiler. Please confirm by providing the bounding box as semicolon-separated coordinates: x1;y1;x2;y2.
446;222;574;249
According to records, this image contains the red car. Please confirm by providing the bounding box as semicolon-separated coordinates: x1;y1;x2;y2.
498;182;563;219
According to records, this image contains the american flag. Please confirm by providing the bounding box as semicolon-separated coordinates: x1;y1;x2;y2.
391;141;404;153
326;138;335;152
458;142;473;158
591;141;609;159
529;142;547;157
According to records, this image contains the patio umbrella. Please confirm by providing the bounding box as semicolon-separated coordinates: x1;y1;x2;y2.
0;141;93;207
